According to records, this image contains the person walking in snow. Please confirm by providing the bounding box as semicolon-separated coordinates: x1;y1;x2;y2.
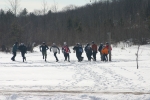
105;42;112;61
73;43;79;61
62;42;70;62
18;43;27;62
91;41;97;61
105;42;112;51
11;42;18;61
39;42;49;61
50;43;60;62
98;43;103;61
101;45;108;61
84;43;89;59
78;44;84;61
85;43;93;61
73;43;83;62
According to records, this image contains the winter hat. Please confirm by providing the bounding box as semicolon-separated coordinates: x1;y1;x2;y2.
21;43;24;45
15;42;18;44
64;42;67;45
86;43;89;46
106;42;109;45
53;43;56;45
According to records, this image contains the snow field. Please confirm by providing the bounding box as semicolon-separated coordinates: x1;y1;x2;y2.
0;44;150;100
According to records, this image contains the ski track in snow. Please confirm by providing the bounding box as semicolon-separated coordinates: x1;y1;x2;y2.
0;59;149;93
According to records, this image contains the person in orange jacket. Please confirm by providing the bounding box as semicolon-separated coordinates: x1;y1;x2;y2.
101;45;109;61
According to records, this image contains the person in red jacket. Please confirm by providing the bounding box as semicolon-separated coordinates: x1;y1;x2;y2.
62;42;70;62
91;41;97;61
105;42;112;50
105;42;112;61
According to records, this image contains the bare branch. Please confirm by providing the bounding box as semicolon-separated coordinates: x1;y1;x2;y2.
41;0;49;15
51;0;58;12
8;0;20;16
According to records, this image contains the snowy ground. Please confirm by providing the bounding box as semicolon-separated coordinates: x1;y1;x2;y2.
0;44;150;100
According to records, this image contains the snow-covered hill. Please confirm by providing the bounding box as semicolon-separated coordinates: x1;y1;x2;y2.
0;44;150;100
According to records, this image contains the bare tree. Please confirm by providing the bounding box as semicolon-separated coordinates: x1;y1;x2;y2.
8;0;20;16
41;0;49;15
1;0;150;47
33;10;42;15
51;0;58;12
62;5;77;12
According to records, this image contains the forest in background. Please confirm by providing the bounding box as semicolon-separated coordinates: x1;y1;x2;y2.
0;0;150;50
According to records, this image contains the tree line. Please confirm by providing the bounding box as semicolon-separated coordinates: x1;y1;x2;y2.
0;0;150;51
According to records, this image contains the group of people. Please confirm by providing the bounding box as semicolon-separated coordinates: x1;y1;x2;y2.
11;41;112;62
75;41;112;62
98;42;112;61
11;42;27;62
40;41;72;62
39;42;60;62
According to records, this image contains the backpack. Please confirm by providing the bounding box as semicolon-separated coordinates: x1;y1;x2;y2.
79;47;83;52
64;46;69;53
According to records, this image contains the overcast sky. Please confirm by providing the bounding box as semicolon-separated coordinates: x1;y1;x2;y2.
0;0;91;13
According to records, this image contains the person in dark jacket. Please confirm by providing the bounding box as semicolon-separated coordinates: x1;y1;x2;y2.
78;44;84;61
85;43;92;61
84;43;89;59
40;42;49;61
18;43;27;62
11;42;18;61
50;43;60;62
73;43;80;61
98;43;103;61
73;43;83;62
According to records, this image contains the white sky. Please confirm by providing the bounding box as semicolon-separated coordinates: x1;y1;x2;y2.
0;0;91;12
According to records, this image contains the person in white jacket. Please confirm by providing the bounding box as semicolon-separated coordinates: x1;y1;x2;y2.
50;43;60;62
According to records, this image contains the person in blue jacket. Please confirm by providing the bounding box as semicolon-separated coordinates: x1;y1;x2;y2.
73;43;83;62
